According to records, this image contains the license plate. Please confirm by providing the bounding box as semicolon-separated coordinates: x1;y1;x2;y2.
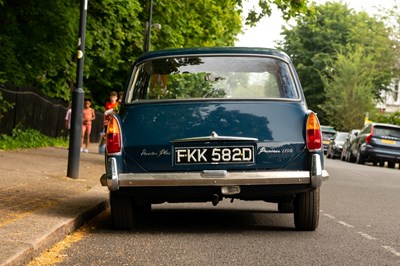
381;139;396;145
174;146;254;165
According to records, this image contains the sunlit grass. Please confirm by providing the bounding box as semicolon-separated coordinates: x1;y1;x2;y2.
0;128;68;150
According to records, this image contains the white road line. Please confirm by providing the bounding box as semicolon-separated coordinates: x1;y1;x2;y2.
357;231;377;240
338;221;354;228
382;246;400;257
322;212;400;258
323;213;336;219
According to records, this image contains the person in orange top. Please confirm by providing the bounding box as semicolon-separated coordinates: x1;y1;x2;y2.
81;98;95;153
104;91;119;129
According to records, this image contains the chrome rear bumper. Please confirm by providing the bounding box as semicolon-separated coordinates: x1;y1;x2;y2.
101;154;329;191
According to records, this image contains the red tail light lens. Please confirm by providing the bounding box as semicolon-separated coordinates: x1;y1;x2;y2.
365;133;372;144
106;116;122;154
365;126;374;144
306;112;322;150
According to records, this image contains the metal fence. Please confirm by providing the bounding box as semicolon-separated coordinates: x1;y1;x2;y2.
0;86;104;143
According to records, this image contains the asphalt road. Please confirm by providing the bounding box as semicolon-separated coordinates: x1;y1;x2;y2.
31;159;400;266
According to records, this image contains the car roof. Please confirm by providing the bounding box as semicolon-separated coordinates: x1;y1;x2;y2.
134;47;291;64
368;122;400;129
320;125;336;132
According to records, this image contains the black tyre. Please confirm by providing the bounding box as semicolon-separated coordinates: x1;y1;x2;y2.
110;191;134;230
278;202;294;213
294;188;320;231
134;202;152;213
356;150;365;165
387;162;395;168
348;151;356;163
326;150;331;159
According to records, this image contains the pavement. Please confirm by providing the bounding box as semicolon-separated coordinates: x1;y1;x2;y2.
0;144;109;266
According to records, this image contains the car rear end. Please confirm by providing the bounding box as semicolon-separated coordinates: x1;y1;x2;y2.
100;47;329;230
361;123;400;166
321;126;336;154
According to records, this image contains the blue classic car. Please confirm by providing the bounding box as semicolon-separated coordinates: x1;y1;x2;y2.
100;47;329;231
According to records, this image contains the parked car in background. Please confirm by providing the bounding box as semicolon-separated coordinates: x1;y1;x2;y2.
100;47;329;231
340;129;360;161
349;123;400;167
326;131;349;159
321;125;336;154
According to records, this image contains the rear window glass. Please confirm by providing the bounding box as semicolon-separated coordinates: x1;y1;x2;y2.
336;132;348;141
322;132;335;140
373;126;400;138
126;55;299;102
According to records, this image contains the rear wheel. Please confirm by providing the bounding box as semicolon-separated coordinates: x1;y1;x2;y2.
294;188;320;231
356;150;365;165
387;162;396;168
348;151;356;163
278;202;293;213
110;191;134;230
340;152;345;161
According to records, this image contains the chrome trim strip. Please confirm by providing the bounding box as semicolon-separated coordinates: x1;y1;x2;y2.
172;133;258;143
106;157;119;191
100;155;329;190
109;171;312;187
201;170;227;178
310;154;329;188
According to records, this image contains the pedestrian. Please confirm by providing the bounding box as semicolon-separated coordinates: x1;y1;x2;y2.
81;98;95;153
99;91;119;154
104;91;119;129
65;102;72;132
118;91;123;103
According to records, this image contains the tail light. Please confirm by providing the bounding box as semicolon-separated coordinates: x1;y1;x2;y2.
365;134;372;143
306;112;322;151
106;116;122;154
366;127;374;143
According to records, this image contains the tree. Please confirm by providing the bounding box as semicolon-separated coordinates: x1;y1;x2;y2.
278;2;397;124
0;0;79;100
320;47;376;131
378;1;400;78
243;0;312;26
0;0;314;108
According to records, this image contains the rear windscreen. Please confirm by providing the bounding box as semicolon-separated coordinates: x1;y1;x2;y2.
126;55;299;102
374;127;400;138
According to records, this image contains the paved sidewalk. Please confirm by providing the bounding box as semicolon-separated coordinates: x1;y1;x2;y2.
0;144;109;266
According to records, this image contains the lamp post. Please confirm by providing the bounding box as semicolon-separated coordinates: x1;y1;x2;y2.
144;0;153;52
67;0;88;179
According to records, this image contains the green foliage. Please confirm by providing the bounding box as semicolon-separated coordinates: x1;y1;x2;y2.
279;2;398;124
0;0;79;100
0;0;313;107
241;0;313;26
0;128;68;150
0;90;14;121
166;73;226;99
372;111;400;126
320;47;376;131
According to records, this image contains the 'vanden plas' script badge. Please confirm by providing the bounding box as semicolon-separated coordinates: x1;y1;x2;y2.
141;149;171;157
258;147;293;155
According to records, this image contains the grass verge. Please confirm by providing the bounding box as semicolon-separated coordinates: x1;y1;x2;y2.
0;128;68;150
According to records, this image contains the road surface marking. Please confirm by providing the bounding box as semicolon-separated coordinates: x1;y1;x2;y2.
357;232;377;240
382;246;400;257
323;213;336;219
338;221;354;228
